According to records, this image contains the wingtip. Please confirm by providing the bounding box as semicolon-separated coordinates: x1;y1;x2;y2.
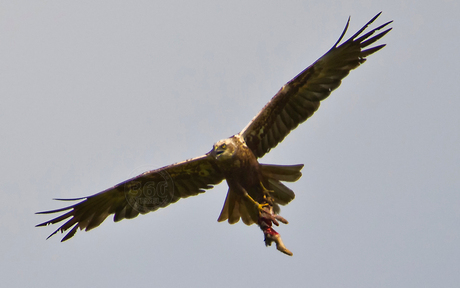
332;17;351;48
35;222;48;227
53;197;87;201
45;227;61;240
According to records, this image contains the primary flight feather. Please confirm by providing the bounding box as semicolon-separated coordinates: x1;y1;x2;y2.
37;13;392;255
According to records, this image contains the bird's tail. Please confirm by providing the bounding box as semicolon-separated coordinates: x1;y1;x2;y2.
217;163;303;225
260;163;303;207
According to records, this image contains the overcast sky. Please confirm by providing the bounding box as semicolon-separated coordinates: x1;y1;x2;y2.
1;1;459;287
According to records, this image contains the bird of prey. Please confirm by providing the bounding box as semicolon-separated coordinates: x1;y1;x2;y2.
37;13;392;256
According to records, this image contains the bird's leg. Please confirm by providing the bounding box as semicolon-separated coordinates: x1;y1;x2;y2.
241;185;281;221
258;181;288;224
259;181;275;206
238;184;292;255
257;182;292;255
240;181;276;215
240;181;288;225
241;189;269;214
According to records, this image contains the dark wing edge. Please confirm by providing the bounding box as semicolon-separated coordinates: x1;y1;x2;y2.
240;12;392;158
36;154;224;242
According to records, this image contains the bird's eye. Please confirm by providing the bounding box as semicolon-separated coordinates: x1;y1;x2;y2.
221;144;227;149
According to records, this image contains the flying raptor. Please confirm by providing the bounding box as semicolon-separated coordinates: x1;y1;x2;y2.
37;13;392;256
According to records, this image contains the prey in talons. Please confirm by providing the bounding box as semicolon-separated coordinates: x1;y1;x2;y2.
258;205;292;256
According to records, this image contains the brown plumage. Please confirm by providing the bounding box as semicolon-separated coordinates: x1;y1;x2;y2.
37;13;392;254
242;12;392;158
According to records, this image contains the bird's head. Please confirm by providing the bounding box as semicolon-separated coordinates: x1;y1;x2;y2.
210;137;237;161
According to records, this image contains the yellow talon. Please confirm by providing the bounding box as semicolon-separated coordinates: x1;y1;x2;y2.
241;192;271;217
259;181;273;193
258;202;270;213
259;181;275;205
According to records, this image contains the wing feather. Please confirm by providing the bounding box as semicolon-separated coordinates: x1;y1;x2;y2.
240;12;392;158
36;154;224;241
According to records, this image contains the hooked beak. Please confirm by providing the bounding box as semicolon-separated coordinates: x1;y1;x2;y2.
208;146;224;159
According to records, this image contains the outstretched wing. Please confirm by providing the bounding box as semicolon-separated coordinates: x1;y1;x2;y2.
240;12;392;158
36;154;224;241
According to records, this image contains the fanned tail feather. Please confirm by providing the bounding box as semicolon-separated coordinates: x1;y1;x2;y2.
217;163;303;225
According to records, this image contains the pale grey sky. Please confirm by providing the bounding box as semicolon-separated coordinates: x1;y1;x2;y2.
1;1;459;287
